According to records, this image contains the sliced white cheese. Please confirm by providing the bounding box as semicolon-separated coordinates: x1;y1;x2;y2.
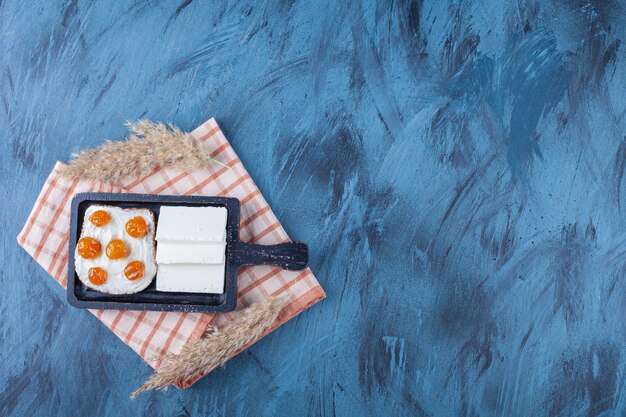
156;241;225;264
156;263;225;294
156;206;227;242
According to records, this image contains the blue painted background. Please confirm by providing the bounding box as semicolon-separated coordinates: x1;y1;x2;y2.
1;1;625;416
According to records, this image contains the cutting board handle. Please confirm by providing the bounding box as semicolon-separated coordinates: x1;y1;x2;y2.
232;242;308;271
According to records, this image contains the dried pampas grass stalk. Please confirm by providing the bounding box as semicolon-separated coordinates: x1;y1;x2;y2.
58;120;228;184
131;296;288;399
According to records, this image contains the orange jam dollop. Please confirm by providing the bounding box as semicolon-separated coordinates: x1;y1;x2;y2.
105;239;128;259
88;267;107;285
125;216;148;238
124;260;145;281
77;237;101;259
89;210;111;227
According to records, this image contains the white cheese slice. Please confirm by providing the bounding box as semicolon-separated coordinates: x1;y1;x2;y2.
156;206;227;242
156;263;225;294
156;241;225;264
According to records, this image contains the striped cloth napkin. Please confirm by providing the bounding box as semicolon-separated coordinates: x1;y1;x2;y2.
17;118;325;388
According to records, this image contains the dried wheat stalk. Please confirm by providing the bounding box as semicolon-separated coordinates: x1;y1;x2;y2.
58;120;227;184
131;296;289;399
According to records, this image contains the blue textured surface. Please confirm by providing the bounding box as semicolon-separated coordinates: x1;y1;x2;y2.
1;1;625;416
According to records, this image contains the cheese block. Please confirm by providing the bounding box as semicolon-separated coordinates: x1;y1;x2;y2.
156;206;227;242
156;263;226;293
156;241;225;264
154;205;228;294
